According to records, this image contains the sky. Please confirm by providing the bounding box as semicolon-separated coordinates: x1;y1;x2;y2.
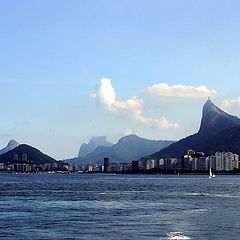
0;0;240;159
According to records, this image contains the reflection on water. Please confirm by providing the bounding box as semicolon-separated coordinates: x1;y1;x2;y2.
0;174;240;239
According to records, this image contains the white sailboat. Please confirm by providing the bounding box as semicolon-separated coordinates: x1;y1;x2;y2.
209;167;216;178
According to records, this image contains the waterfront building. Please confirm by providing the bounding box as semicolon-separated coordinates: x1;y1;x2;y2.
197;157;208;171
158;158;165;170
191;158;197;171
43;163;52;171
146;159;155;170
210;152;240;171
164;158;178;171
12;163;22;171
223;152;239;171
22;163;31;172
104;158;111;172
213;152;239;171
108;162;120;172
215;152;223;171
51;163;58;170
132;159;149;171
132;161;139;171
138;160;145;171
0;163;5;170
186;149;196;156
232;154;239;170
182;154;193;171
122;163;132;172
87;164;93;172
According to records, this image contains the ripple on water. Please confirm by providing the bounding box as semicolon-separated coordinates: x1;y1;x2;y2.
167;232;191;240
0;174;240;240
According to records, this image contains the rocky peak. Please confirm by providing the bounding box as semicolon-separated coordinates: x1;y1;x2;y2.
7;139;19;148
0;139;20;155
78;136;113;157
198;99;240;136
117;134;139;143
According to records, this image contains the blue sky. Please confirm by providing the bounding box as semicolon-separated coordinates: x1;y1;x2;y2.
0;0;240;159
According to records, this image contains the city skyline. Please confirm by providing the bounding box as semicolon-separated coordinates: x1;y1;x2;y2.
1;0;240;159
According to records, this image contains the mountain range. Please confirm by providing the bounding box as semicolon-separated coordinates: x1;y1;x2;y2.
1;100;240;166
78;136;113;158
65;135;175;165
145;99;240;160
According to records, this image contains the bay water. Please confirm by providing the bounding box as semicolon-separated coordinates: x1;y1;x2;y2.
0;174;240;239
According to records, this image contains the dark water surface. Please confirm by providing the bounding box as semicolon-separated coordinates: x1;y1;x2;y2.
0;174;240;240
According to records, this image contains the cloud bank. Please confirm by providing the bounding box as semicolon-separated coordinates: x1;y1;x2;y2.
143;83;217;100
222;97;240;114
94;78;179;129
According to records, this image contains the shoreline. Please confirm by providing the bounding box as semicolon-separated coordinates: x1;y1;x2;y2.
1;171;240;175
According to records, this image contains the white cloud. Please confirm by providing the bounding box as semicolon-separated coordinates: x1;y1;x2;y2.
135;115;179;129
143;83;217;100
222;97;240;114
94;78;179;129
95;78;116;110
122;129;135;136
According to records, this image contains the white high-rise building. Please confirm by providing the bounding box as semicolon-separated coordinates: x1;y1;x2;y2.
215;152;223;171
232;154;239;170
146;159;155;170
214;152;239;171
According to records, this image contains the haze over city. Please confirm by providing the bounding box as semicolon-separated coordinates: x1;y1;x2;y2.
1;0;240;159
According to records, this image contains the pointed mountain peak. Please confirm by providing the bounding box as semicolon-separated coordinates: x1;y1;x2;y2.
7;139;19;148
205;98;213;105
78;136;113;158
144;100;240;160
204;99;214;109
203;99;221;114
203;98;216;108
0;139;20;155
199;100;240;135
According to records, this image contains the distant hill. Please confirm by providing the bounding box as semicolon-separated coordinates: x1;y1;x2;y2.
0;139;19;155
145;100;240;159
62;157;78;165
78;136;113;157
65;134;175;165
0;144;58;165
